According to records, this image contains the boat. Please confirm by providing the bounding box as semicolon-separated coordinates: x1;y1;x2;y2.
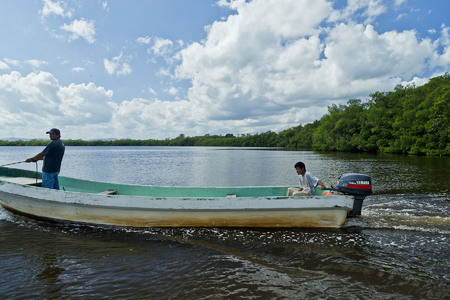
0;166;372;228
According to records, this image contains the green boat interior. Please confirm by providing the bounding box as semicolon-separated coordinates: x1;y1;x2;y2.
0;166;302;198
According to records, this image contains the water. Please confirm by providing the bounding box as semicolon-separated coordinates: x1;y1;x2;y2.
0;146;449;299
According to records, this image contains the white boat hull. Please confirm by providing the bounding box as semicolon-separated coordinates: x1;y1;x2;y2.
0;178;354;228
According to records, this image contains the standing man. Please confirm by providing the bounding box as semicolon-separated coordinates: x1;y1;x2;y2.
26;128;65;189
287;161;326;196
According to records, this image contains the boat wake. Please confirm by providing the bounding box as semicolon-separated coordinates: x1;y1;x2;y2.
0;206;16;223
0;207;7;221
345;194;450;234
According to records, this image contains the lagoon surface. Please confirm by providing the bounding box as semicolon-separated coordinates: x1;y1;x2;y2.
0;146;449;299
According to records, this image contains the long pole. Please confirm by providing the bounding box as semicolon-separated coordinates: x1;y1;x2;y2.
0;161;26;167
35;161;38;185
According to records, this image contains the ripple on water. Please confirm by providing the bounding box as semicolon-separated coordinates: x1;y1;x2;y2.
0;191;449;299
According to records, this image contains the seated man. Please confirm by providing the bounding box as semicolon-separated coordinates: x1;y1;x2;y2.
287;161;326;196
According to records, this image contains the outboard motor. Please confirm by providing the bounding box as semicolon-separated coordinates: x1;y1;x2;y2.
336;173;372;216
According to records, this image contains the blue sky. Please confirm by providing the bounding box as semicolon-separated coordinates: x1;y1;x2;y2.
0;0;449;140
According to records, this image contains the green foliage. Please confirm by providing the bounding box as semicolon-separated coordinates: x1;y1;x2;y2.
1;74;448;155
280;121;320;150
311;73;449;155
313;99;368;151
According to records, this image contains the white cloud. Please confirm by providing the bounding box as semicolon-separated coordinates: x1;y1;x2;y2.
4;58;20;67
103;59;114;74
40;0;72;18
102;1;109;11
108;97;215;139
0;59;48;70
402;76;429;87
0;70;230;139
395;13;406;21
0;71;61;130
61;19;96;43
394;0;408;7
116;64;132;76
0;71;115;139
57;82;115;124
176;0;333;121
26;59;48;68
167;87;178;96
137;36;151;45
1;1;448;140
104;53;132;76
329;0;386;24
365;0;386;22
434;25;450;67
168;0;445;133
0;61;9;70
72;67;85;72
150;37;174;56
323;24;434;81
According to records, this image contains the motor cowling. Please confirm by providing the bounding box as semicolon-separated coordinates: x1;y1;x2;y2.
337;173;372;197
336;173;372;216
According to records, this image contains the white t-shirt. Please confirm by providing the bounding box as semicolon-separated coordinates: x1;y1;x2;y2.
298;171;319;195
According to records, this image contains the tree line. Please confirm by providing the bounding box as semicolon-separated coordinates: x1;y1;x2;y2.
1;73;448;156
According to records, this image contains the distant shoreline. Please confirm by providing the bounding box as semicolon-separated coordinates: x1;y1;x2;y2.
2;73;448;156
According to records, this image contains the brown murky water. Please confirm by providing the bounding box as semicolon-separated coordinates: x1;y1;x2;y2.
0;147;449;299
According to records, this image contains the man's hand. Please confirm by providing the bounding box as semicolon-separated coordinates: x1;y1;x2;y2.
25;152;45;163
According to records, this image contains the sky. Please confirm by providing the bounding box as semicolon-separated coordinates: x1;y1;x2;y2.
0;0;449;140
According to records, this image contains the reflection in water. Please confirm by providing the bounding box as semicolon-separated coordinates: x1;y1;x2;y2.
36;254;65;284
